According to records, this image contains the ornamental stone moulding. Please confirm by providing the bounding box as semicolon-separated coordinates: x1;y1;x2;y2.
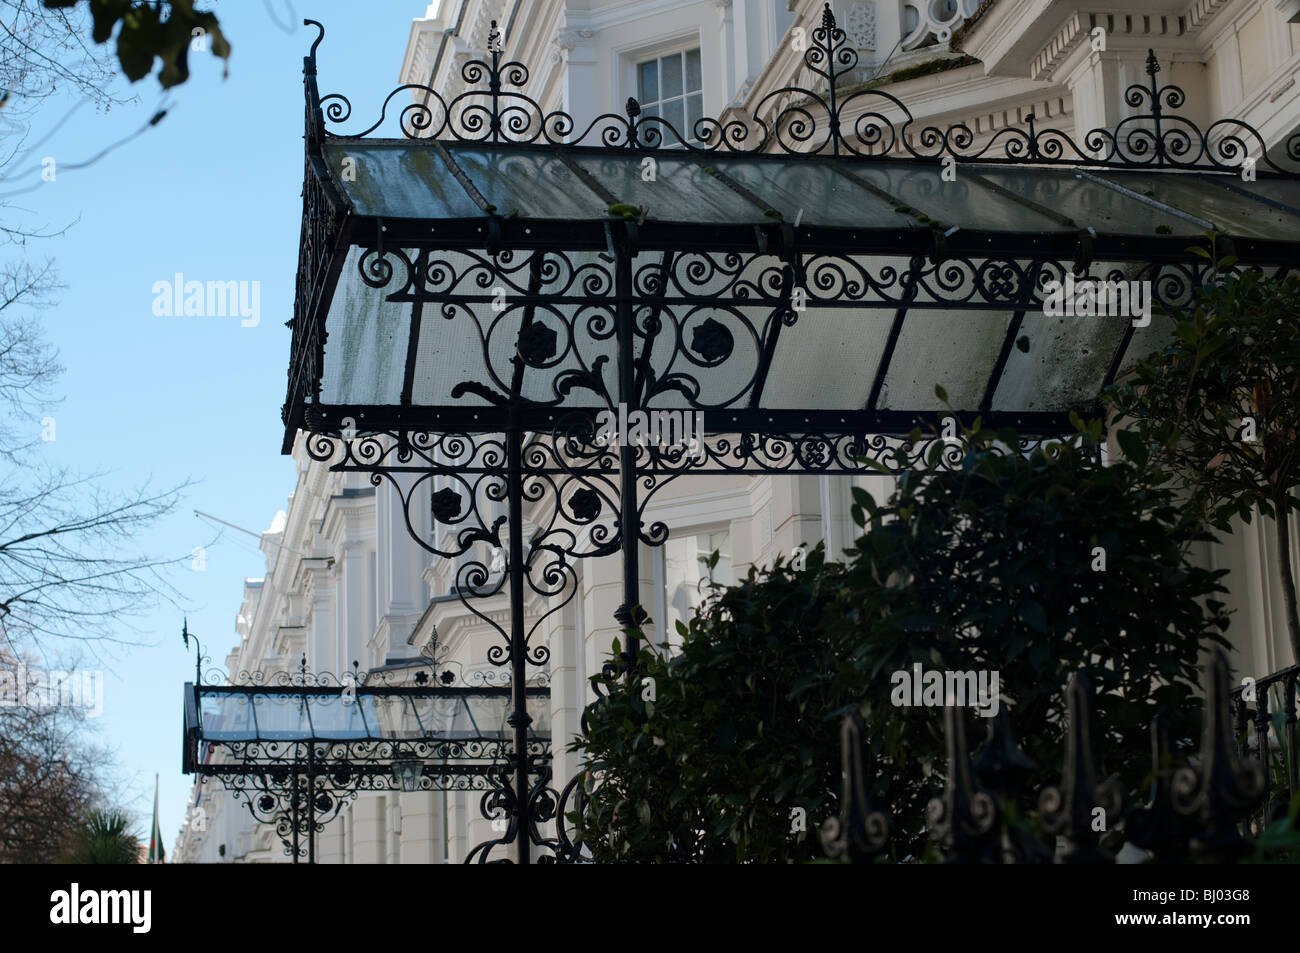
553;26;597;52
845;0;877;50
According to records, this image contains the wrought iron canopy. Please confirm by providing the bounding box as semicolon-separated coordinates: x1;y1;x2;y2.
182;681;549;778
267;8;1300;864
186;682;545;750
283;15;1300;453
182;678;552;853
179;623;554;862
182;678;551;862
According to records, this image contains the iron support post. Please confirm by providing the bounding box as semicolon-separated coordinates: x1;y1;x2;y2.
291;755;300;864
613;233;645;671
506;419;531;864
307;743;316;864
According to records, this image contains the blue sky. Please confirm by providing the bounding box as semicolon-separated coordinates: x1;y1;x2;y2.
14;1;426;852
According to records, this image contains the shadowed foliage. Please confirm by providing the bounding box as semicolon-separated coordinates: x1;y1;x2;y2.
575;423;1230;862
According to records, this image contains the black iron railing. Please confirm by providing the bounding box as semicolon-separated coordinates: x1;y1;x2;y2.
820;648;1273;863
1230;662;1299;835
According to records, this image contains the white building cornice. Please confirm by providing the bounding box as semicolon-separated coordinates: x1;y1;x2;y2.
961;1;1242;80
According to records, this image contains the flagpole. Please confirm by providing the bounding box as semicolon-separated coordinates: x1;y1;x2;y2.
149;773;164;864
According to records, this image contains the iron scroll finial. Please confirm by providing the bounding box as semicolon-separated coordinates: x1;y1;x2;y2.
625;97;641;147
1145;48;1160;77
807;0;855;156
488;19;503;54
302;19;328;147
182;618;205;684
303;19;325;74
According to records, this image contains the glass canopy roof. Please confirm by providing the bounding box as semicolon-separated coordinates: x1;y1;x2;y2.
186;685;550;744
285;136;1300;448
323;142;1300;238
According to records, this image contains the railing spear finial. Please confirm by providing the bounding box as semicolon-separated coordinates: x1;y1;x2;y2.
1038;672;1124;863
1173;648;1265;861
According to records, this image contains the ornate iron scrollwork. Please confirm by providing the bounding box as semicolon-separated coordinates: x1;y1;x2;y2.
300;7;1297;171
275;7;1300;868
183;628;549;862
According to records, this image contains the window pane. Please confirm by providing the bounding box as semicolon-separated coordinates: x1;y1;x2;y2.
685;48;702;92
252;693;311;740
687;93;703;138
199;691;255;741
664;537;702;623
638;60;658;103
642;103;660;120
311;693;378;739
701;531;732;587
664;530;733;626
661;53;683;99
663;98;684;133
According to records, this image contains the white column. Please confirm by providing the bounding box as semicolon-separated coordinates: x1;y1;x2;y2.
318;814;345;864
755;475;823;568
398;792;439;864
387;792;401;863
375;472;428;662
351;793;387;863
339;544;369;671
448;789;470;863
819;474;839;559
547;584;584;820
557;25;600;128
583;545;653;685
714;1;736;107
1208;27;1244;116
1063;50;1119;137
307;571;336;674
871;0;903;67
1205;508;1300;677
342;808;352;864
733;0;762;93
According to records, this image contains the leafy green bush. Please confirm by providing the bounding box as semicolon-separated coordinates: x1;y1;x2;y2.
1104;269;1300;661
574;546;850;863
831;425;1230;856
574;423;1231;862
